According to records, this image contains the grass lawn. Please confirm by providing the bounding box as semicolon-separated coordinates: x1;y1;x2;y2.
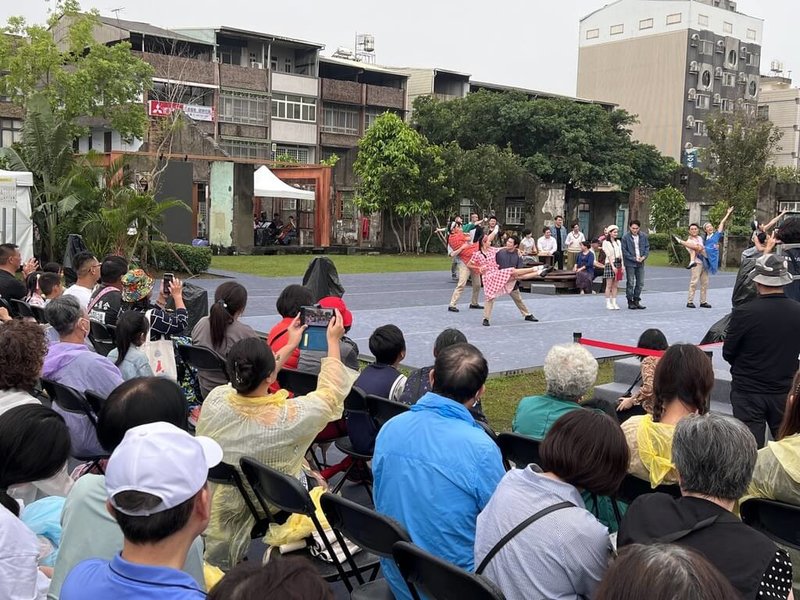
211;254;450;277
481;360;615;432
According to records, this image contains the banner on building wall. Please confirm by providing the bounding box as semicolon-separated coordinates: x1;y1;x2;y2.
147;100;215;122
684;148;698;169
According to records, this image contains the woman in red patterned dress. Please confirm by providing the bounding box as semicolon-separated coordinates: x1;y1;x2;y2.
468;236;549;303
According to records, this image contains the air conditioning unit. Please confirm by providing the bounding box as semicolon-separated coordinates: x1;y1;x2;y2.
688;88;697;100
715;66;723;78
740;47;748;59
716;40;725;53
690;33;700;47
686;115;696;128
713;93;721;105
738;72;747;84
689;61;700;73
250;61;264;69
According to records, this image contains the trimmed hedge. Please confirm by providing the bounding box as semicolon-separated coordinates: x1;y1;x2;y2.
648;232;671;250
149;241;212;274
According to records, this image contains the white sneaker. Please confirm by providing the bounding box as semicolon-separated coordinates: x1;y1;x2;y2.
612;299;620;310
606;298;614;310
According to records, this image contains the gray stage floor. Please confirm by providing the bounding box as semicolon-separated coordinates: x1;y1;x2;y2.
189;263;737;374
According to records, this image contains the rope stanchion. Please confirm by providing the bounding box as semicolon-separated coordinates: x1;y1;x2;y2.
574;333;723;358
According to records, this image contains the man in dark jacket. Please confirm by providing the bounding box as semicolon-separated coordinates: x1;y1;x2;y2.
87;255;128;327
621;220;650;310
0;243;38;315
723;253;800;446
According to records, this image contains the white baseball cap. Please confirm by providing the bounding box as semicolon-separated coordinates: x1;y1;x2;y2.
105;422;223;516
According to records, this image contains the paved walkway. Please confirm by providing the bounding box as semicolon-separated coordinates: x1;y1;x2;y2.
190;262;736;374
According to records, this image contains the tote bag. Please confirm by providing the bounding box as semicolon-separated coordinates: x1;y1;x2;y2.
143;310;178;380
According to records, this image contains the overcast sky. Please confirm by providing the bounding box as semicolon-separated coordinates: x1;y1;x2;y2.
3;0;798;97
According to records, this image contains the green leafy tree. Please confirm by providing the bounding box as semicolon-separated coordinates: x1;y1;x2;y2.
649;185;688;264
354;113;449;252
0;1;153;139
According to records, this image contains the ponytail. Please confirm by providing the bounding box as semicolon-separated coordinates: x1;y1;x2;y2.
210;282;248;349
0;489;19;517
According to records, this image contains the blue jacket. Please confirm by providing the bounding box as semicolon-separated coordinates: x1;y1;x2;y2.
373;392;505;600
621;231;650;268
550;225;568;252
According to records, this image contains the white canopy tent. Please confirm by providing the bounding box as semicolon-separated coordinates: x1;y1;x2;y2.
253;165;315;200
0;169;34;259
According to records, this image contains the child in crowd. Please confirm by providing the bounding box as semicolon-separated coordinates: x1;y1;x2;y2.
108;311;154;381
24;272;46;307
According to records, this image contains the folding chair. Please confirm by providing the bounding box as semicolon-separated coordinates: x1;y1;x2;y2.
614;473;682;505
84;390;108;415
496;432;541;470
741;498;800;550
277;367;318;396
367;394;409;429
177;345;229;398
208;462;275;539
392;541;505;600
239;457;380;592
89;321;117;357
332;387;374;495
29;303;47;324
10;298;35;319
320;492;412;599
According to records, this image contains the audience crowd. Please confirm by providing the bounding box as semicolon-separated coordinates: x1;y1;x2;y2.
1;237;800;600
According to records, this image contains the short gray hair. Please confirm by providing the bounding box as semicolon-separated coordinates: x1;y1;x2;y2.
543;343;598;402
672;414;757;500
46;295;84;336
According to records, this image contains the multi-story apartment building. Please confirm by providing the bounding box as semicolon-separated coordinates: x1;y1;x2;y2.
396;68;471;119
577;0;763;165
759;73;800;169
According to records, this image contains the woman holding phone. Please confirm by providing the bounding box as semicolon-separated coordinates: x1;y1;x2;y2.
120;268;188;338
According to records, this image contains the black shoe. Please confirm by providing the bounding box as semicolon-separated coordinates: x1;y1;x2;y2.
482;319;490;326
686;302;696;308
448;306;459;313
628;303;637;310
469;304;484;309
540;266;555;277
524;314;539;322
700;302;712;308
635;302;646;310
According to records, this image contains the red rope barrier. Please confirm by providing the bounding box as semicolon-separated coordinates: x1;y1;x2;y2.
576;337;722;358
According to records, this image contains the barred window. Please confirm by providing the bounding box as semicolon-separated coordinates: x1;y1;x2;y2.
219;92;268;125
271;94;316;123
322;104;359;135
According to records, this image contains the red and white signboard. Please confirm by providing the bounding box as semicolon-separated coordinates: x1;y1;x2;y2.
147;100;215;122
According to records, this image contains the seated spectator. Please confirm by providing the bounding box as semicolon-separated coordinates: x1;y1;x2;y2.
616;328;669;420
619;414;793;599
0;405;71;600
537;227;557;256
476;410;627;599
43;295;123;456
621;344;712;486
513;343;598;440
0;243;38;313
196;312;356;569
519;229;537;256
88;255;128;327
120;269;188;339
63;252;100;310
373;343;505;600
60;421;221;599
206;557;333;600
266;284;314;373
192;282;258;397
348;324;408;454
595;543;739;600
108;311;154;381
399;327;467;405
43;262;62;276
49;378;204;599
24;271;63;306
574;240;596;294
25;271;47;307
297;295;360;373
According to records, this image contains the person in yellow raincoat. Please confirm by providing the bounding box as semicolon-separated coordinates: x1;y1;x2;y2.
621;344;713;487
196;310;358;569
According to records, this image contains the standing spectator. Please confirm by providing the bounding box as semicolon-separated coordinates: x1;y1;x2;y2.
574;240;596;295
619;414;793;600
60;422;222;599
0;243;38;314
537;227;557;259
616;328;669;419
621;220;649;310
602;225;624;310
485;215;500;246
446;219;486;312
565;222;586;270
107;311;155;381
622;344;713;486
63;252;100;310
475;410;628;600
551;215;568;269
88;255;128;327
399;328;467;405
266;284;314;369
120;269;188;339
373;343;505;600
519;229;537;257
192;282;259;397
723;254;800;447
479;235;541;327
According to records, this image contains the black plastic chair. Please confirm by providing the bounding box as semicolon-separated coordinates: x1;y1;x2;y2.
615;473;682;505
177;345;229;397
367;394;409;429
496;432;541;470
741;498;800;551
208;462;274;539
10;298;35;319
84;390;107;415
392;541;505;600
89;321;117;357
0;295;11;314
332;387;374;495
29;303;47;324
239;457;380;592
321;492;412;599
277;367;318;396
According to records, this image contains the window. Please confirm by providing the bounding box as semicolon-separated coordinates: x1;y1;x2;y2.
270;56;278;71
699;40;714;55
694;120;706;136
219;92;268;125
505;202;525;225
610;24;624;35
696;94;710;109
721;98;735;112
758;105;769;120
748;80;758;96
459;198;473;220
727;50;738;67
747;52;760;67
701;70;712;87
220;138;270;159
0;118;22;147
284;57;292;73
699;205;711;226
271;94;316;122
585;28;599;40
747;28;757;40
219;45;241;65
666;13;682;25
365;107;387;130
723;21;733;33
698;14;709;27
639;18;653;30
275;145;311;163
103;131;112;153
322;104;360;135
723;72;736;87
